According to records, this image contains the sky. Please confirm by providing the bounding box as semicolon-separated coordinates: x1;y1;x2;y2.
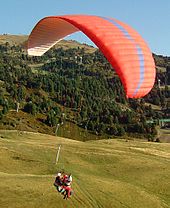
0;0;169;56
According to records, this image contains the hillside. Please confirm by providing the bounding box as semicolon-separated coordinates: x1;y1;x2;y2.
0;34;28;46
0;34;96;53
0;34;169;141
0;130;169;208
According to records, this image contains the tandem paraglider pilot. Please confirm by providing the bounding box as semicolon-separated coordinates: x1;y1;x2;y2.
54;171;74;200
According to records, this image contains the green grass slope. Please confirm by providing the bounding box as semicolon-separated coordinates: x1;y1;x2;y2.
0;130;169;208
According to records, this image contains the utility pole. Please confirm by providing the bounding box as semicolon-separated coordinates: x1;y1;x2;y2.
16;102;20;113
55;124;60;136
158;79;161;88
55;144;61;165
80;56;82;64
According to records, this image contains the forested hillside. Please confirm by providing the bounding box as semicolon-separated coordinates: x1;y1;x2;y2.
0;36;169;140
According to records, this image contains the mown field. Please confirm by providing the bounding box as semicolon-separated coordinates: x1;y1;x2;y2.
0;130;170;208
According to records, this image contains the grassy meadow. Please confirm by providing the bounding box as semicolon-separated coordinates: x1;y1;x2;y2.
0;130;170;208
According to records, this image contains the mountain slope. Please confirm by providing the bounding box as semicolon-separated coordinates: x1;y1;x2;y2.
0;34;28;45
0;34;96;53
0;34;169;140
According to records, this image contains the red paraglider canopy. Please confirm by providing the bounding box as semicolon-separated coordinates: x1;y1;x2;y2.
27;15;155;98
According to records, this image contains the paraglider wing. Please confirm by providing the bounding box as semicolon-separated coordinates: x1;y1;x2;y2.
27;15;155;98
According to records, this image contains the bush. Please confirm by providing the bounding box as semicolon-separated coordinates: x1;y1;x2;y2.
24;102;37;115
2;105;8;114
155;138;160;143
116;125;125;136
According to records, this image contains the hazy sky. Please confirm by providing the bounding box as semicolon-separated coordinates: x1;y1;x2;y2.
0;0;169;55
